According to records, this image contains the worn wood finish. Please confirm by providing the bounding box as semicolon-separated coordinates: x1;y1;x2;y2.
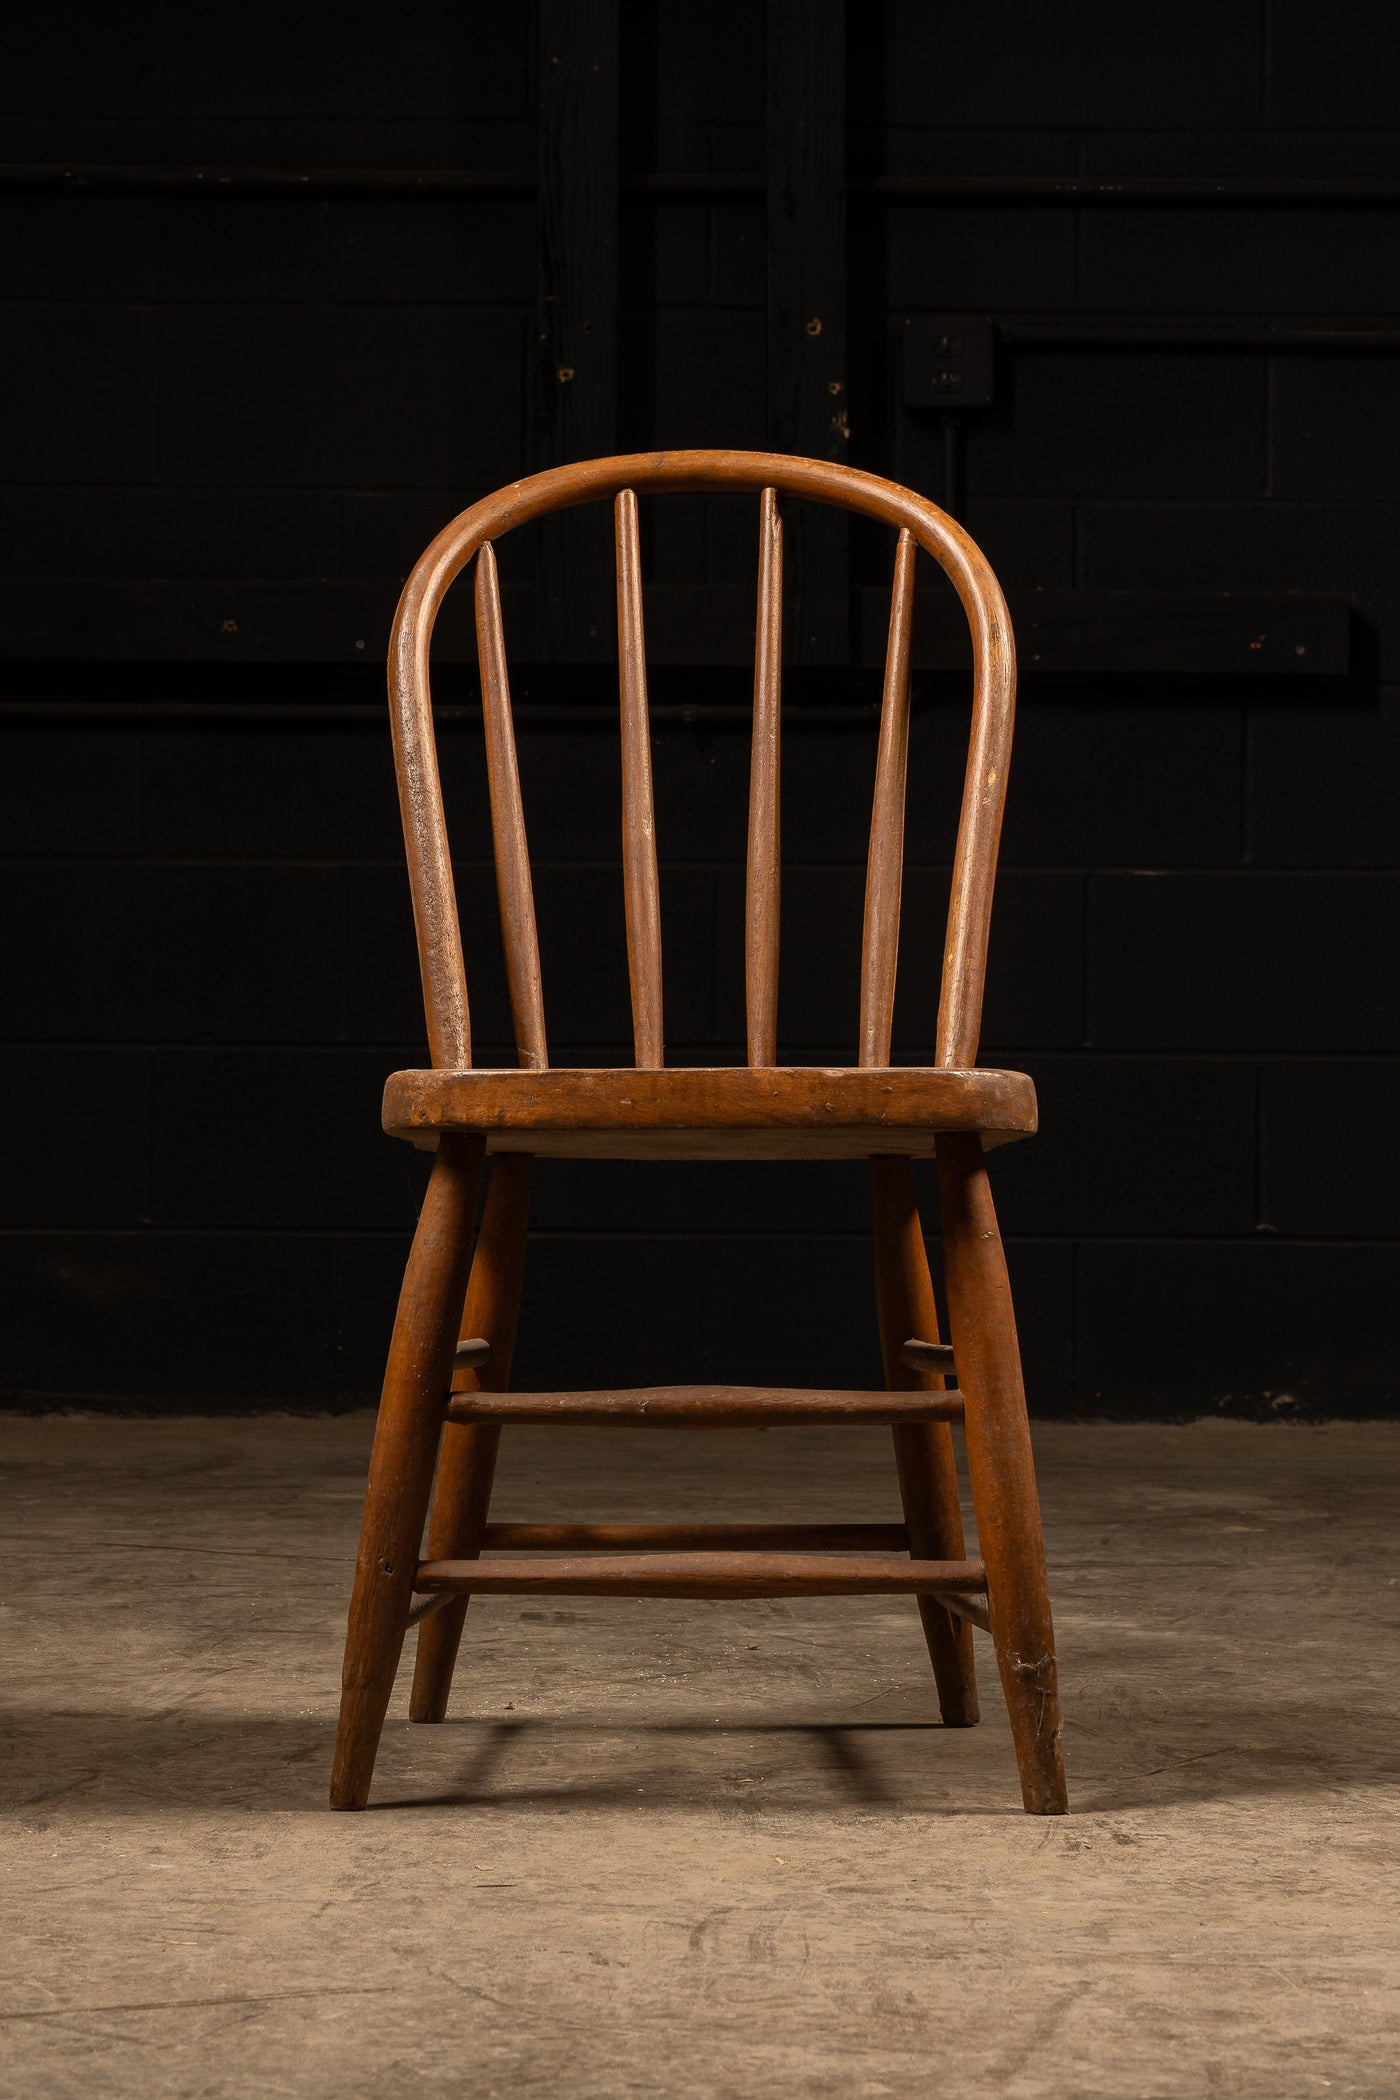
410;1153;533;1725
332;448;1067;1814
615;487;664;1066
746;487;783;1066
330;1134;483;1809
938;1131;1068;1814
383;1064;1036;1156
405;1590;454;1628
415;1553;988;1600
446;1384;966;1428
871;1153;980;1727
446;1386;966;1429
475;544;547;1070
901;1339;957;1377
477;1522;911;1551
386;450;1014;1078
860;530;917;1066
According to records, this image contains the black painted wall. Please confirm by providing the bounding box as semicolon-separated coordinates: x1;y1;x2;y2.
4;3;1400;1416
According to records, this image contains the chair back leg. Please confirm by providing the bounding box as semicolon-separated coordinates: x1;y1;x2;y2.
871;1156;980;1725
330;1134;484;1809
936;1133;1068;1814
410;1154;534;1723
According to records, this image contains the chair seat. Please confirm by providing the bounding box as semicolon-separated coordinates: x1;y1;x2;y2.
382;1064;1037;1160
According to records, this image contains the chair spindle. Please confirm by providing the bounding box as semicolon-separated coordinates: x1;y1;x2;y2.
746;487;783;1066
860;528;917;1066
614;489;665;1068
475;543;547;1070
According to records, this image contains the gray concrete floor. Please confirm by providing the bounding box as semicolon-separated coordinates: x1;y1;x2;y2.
3;1415;1399;2098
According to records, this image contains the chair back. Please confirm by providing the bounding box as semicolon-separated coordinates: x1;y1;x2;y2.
387;451;1016;1074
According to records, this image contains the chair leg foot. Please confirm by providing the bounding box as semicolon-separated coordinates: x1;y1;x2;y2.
410;1154;532;1725
891;1427;980;1726
938;1134;1068;1814
329;1136;484;1811
871;1156;980;1728
408;1429;500;1722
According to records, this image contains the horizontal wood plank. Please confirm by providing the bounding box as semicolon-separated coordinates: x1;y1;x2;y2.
446;1385;966;1426
413;1551;988;1598
384;1064;1037;1159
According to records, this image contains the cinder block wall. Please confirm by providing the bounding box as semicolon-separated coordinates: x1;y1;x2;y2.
4;3;1398;1414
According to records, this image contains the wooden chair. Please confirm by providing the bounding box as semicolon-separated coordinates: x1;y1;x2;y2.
330;450;1068;1816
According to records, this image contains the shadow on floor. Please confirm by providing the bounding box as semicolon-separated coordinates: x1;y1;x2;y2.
6;1703;1397;1820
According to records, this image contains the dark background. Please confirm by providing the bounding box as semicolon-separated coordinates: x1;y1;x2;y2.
4;2;1398;1418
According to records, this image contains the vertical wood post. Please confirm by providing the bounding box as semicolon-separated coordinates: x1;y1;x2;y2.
536;0;620;659
615;489;665;1066
938;1133;1068;1813
766;0;848;663
409;1153;535;1725
746;488;784;1065
330;1135;484;1808
870;1155;980;1727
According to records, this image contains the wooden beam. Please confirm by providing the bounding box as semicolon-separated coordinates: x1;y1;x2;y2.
414;1551;988;1599
536;0;619;659
445;1384;966;1427
767;0;848;663
746;488;784;1065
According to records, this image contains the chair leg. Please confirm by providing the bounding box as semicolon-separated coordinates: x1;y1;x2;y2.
329;1134;484;1810
936;1133;1068;1815
870;1156;980;1727
410;1152;533;1723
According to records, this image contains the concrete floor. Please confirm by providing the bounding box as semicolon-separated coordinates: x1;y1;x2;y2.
3;1416;1399;2098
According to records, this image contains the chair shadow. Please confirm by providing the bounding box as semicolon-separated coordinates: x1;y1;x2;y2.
6;1701;1396;1820
370;1717;922;1812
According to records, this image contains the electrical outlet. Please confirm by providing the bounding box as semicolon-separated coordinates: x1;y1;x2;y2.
902;313;996;408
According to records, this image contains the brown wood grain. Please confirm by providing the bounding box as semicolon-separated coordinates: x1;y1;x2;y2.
445;1383;965;1427
615;487;664;1067
414;1552;988;1599
901;1338;957;1377
860;528;916;1066
746;487;783;1066
410;1153;533;1724
475;543;547;1071
385;450;1013;1077
938;1131;1068;1814
382;1064;1037;1159
332;446;1067;1817
871;1153;980;1726
330;1133;483;1809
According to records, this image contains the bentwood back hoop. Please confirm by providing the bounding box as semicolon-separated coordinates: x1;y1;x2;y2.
331;450;1068;1816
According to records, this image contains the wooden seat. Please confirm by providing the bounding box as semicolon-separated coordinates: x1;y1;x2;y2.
331;449;1069;1818
382;1063;1038;1159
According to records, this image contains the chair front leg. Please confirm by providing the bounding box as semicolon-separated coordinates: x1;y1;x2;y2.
936;1133;1068;1814
330;1134;484;1810
871;1156;979;1725
410;1152;533;1723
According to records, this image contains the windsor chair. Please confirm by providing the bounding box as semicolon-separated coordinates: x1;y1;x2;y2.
330;450;1068;1816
